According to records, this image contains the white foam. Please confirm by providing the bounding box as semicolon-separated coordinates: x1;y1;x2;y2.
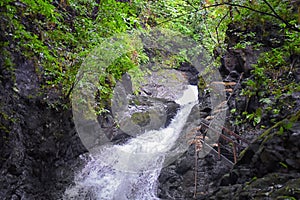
64;85;198;200
175;85;198;105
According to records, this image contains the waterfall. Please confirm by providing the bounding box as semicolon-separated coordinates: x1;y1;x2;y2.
64;85;198;200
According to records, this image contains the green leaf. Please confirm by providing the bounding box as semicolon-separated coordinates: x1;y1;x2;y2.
279;126;284;135
259;98;272;104
279;162;288;169
284;122;293;130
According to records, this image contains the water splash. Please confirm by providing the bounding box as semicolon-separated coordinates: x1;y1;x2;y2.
64;85;198;200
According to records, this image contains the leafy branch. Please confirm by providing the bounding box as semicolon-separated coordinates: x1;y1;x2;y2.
215;1;300;32
157;1;300;32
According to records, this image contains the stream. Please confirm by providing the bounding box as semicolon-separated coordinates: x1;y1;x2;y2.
64;85;198;200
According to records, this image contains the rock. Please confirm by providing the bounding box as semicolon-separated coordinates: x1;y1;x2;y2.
112;94;180;138
218;173;300;200
15;60;41;99
177;62;199;85
220;46;259;77
175;157;193;175
157;12;300;200
165;100;180;126
0;60;87;200
206;115;300;199
159;147;234;199
138;69;190;100
121;73;133;95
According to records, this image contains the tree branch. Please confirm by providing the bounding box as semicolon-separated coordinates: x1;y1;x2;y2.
216;10;230;45
157;2;300;32
261;0;300;32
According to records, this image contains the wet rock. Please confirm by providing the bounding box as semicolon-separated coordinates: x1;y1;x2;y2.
219;21;284;79
121;73;133;95
206;113;300;199
0;60;87;200
175;157;193;175
226;22;284;49
177;62;199;85
138;69;190;100
112;94;180;138
159;146;233;199
220;46;260;77
15;60;41;98
211;173;300;200
165;101;181;127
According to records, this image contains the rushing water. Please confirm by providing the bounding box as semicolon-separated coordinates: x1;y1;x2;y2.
64;85;198;200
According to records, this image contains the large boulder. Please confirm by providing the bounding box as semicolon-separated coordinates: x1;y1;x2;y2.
108;69;192;141
110;94;180;141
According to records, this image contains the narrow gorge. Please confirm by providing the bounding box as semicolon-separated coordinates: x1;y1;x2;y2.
1;1;300;199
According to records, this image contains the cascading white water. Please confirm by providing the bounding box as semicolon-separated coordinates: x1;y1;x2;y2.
64;85;198;200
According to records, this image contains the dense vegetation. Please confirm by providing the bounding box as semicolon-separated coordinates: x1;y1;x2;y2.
1;0;299;131
0;1;300;199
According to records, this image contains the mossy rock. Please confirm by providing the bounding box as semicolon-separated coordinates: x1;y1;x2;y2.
131;111;151;127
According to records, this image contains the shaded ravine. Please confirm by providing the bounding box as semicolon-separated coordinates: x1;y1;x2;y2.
64;85;198;200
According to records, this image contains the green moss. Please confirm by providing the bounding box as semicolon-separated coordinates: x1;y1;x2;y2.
258;110;300;143
0;110;12;133
131;111;150;127
0;124;10;133
239;110;300;158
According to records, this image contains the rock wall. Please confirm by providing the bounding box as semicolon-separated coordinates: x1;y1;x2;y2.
198;20;300;200
159;19;300;199
207;116;300;200
0;58;86;199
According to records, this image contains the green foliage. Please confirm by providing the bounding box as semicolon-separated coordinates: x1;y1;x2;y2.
239;40;300;126
145;0;230;53
0;106;17;134
245;176;257;185
1;0;299;119
242;108;263;126
218;0;300;127
278;121;294;135
0;0;143;108
279;162;288;169
277;196;296;200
